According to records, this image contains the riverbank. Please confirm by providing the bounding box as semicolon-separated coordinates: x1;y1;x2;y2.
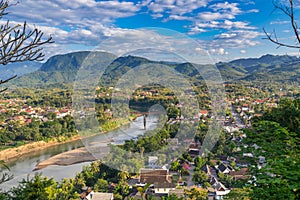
0;135;83;162
34;144;110;171
33;147;93;170
0;116;136;163
34;114;152;170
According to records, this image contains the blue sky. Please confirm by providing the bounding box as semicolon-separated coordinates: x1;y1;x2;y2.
4;0;300;62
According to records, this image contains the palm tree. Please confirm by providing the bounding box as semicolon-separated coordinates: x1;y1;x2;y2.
137;183;152;200
0;160;13;184
118;171;130;182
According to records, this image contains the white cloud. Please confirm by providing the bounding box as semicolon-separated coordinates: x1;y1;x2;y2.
95;28;215;64
217;33;238;39
247;9;259;13
1;0;146;57
208;30;261;50
188;26;207;34
223;20;255;29
168;14;193;21
270;20;290;25
209;2;241;15
219;48;225;55
240;50;246;54
198;12;235;21
189;20;256;35
185;0;258;36
147;0;211;15
209;48;228;55
7;0;141;27
195;47;203;51
151;13;164;18
0;0;262;61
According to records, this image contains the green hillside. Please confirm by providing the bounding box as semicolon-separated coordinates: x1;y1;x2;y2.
9;51;300;88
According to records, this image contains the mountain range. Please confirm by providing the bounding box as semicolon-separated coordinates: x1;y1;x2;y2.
7;51;300;87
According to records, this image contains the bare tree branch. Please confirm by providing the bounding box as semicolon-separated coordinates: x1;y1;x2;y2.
0;0;9;18
0;21;54;65
264;0;300;48
0;0;54;92
0;74;16;84
0;74;16;92
263;28;300;48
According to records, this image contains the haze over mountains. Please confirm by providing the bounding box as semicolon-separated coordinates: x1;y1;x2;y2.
0;61;41;80
8;51;300;87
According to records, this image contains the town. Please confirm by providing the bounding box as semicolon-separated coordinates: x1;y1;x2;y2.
0;84;298;200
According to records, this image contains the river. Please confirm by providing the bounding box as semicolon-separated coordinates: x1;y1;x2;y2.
0;115;159;190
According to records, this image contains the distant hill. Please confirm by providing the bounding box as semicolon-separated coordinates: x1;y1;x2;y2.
217;54;300;83
0;61;41;80
11;51;110;86
242;60;300;83
228;54;298;69
9;51;300;87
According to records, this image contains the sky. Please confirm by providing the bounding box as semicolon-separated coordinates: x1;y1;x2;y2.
3;0;300;63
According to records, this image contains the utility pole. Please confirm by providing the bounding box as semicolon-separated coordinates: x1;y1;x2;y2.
143;114;146;130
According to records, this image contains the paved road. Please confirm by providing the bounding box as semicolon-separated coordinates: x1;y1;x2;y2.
187;165;195;187
231;106;245;128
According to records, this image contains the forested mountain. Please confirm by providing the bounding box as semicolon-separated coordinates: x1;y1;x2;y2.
10;51;92;86
228;54;299;68
217;54;300;83
9;51;300;87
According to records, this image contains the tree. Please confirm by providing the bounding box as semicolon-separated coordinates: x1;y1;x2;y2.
184;187;208;200
0;0;53;92
262;99;299;134
170;160;182;171
224;188;251;200
137;183;152;200
264;0;300;48
114;180;130;200
94;179;108;192
117;171;130;182
8;174;59;200
192;171;208;185
167;106;180;119
218;172;234;188
0;156;13;198
162;194;184;200
243;118;300;199
0;160;13;184
194;156;207;168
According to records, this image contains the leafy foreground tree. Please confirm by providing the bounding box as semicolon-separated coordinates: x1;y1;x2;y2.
1;161;130;200
224;188;251;200
192;170;208;185
262;98;299;134
0;160;12;185
184;187;208;200
243;99;300;199
137;183;152;200
4;174;61;200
